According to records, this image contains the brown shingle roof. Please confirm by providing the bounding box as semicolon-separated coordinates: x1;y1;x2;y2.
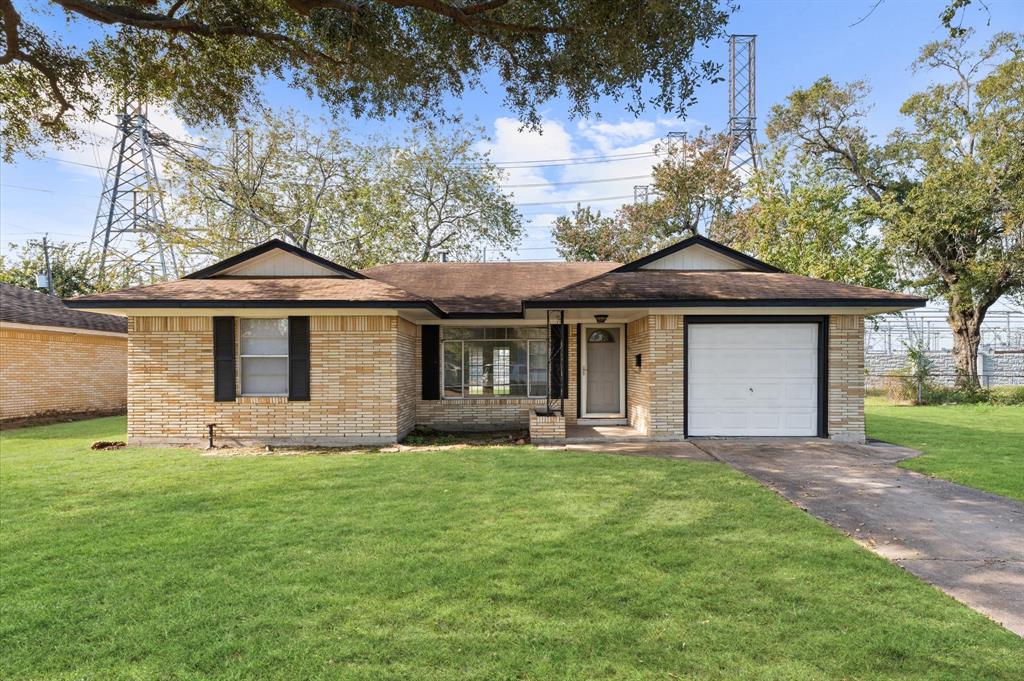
527;270;926;306
1;283;127;333
65;277;439;310
361;261;620;315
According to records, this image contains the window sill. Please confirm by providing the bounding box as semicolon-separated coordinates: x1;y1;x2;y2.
237;395;290;404
441;396;547;402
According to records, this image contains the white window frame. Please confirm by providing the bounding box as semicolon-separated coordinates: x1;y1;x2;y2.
440;328;547;400
239;318;290;397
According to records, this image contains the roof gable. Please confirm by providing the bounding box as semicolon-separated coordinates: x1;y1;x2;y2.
184;239;365;279
615;235;782;273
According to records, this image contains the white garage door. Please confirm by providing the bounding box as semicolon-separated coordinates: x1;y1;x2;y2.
687;323;819;437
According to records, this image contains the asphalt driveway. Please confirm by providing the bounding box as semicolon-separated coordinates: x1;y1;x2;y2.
691;438;1024;637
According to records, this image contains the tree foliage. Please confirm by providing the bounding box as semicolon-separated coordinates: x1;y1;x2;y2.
764;31;1023;386
168;114;521;268
0;240;97;297
554;129;741;262
0;0;731;161
715;152;895;290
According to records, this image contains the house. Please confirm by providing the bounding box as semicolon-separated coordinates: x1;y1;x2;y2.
1;282;128;424
65;236;925;446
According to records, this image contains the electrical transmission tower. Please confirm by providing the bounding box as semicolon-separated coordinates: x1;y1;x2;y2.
89;103;178;284
724;35;759;179
633;184;650;204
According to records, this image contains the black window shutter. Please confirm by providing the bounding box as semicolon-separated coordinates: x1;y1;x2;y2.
549;324;569;399
421;325;440;400
288;316;311;401
213;316;236;402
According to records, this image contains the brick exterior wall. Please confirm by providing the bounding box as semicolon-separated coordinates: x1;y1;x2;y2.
828;315;866;442
625;315;685;438
127;315;407;446
0;325;127;421
120;312;867;445
529;410;565;442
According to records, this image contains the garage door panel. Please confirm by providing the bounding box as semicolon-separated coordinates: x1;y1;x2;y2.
687;322;820;437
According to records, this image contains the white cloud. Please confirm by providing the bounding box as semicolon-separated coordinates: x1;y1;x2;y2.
481;115;704;260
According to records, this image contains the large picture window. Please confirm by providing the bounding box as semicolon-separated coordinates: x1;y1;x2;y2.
442;327;547;398
239;318;289;396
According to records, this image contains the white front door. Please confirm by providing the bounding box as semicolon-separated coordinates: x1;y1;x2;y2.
582;324;625;417
687;322;820;436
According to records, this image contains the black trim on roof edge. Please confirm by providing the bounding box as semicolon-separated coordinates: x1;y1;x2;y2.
613;235;783;273
183;239;367;279
64;299;447;316
522;298;926;309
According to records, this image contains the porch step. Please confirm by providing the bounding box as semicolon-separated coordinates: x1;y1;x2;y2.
564;424;647;443
575;418;629;426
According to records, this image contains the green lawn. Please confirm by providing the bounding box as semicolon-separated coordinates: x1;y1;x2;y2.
865;398;1024;501
2;418;1021;680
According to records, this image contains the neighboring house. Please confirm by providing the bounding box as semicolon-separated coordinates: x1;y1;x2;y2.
66;236;924;446
1;283;128;423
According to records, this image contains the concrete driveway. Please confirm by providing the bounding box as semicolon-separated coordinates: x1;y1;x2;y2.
691;438;1024;637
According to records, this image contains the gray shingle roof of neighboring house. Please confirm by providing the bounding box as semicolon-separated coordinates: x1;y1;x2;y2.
1;282;127;334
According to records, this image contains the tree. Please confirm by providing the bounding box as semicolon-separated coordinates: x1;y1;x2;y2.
0;0;730;160
0;240;97;297
766;32;1024;387
553;130;741;261
714;152;895;290
552;205;657;263
167;114;521;267
372;126;522;262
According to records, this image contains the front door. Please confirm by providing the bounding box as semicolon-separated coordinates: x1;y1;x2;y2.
582;325;624;417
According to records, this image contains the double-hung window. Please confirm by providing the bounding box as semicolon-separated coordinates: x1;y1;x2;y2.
239;318;289;396
441;327;547;398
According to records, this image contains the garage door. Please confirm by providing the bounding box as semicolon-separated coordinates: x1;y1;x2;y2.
687;322;820;437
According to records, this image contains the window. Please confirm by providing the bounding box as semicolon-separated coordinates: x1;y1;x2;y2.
588;329;615;343
240;318;289;396
441;327;547;398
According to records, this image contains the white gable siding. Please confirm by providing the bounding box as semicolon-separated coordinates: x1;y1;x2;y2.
640;244;747;270
219;249;342;277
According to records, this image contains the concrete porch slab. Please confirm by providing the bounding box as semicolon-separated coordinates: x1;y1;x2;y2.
564;424;647;443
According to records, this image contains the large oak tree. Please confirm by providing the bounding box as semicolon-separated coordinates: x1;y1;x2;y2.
764;32;1023;387
0;0;730;160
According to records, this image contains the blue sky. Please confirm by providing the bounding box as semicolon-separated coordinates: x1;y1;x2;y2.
2;0;1022;267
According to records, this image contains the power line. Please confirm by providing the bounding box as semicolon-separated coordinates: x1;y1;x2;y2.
514;193;634;206
502;173;651;188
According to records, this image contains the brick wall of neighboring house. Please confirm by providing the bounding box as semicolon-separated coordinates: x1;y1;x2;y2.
127;315;404;446
828;315;866;442
0;325;127;421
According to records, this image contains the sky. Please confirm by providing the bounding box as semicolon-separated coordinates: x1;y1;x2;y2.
2;0;1022;277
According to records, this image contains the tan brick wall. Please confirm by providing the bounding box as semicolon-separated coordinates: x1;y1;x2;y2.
626;318;652;434
396;318;418;438
828;315;866;442
529;409;565;442
127;315;404;446
0;326;127;421
625;315;685;438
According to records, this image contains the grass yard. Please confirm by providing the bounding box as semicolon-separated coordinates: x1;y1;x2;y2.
865;398;1024;502
2;418;1021;680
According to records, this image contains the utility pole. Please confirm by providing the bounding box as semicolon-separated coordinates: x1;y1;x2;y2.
88;100;178;286
724;35;760;181
41;235;54;295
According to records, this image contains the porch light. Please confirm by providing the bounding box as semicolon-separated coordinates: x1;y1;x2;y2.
594;314;608;324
